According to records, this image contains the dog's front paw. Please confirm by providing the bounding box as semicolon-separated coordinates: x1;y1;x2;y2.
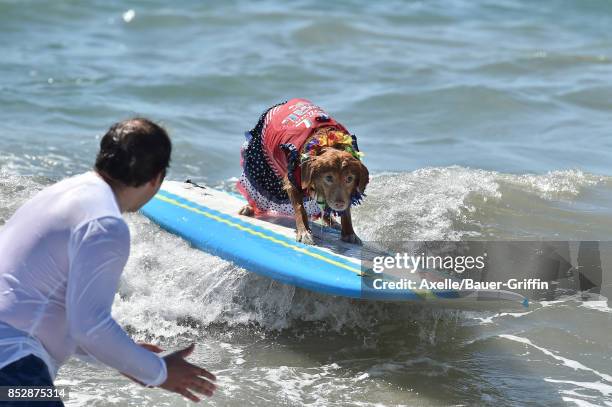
341;233;362;245
238;204;254;216
322;215;342;231
296;229;315;245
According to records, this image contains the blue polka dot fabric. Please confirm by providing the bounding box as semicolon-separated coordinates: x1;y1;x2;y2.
237;102;321;217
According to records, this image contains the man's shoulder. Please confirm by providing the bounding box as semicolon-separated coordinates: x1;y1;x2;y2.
55;172;122;225
82;216;130;240
70;216;130;254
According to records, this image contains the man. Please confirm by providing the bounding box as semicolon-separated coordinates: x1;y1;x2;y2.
0;118;216;405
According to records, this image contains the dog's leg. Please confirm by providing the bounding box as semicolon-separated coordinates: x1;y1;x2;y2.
340;208;362;245
286;184;314;245
238;204;255;216
322;213;342;230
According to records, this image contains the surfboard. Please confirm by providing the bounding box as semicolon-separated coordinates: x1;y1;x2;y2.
140;180;528;310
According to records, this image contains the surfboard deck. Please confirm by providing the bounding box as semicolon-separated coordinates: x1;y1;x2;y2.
140;180;528;310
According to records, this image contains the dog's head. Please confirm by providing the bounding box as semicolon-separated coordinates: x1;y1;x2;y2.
301;148;369;212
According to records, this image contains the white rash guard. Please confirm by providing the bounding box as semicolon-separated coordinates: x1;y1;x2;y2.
0;171;167;386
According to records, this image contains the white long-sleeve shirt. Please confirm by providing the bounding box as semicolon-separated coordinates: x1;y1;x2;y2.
0;171;167;386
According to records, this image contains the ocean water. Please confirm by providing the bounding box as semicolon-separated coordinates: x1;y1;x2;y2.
1;0;612;406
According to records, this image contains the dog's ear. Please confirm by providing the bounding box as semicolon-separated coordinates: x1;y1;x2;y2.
301;156;317;192
357;161;369;194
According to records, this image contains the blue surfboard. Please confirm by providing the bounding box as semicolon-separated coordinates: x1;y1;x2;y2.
140;181;528;310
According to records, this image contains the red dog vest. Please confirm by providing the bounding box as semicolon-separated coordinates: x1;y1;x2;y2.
262;98;348;189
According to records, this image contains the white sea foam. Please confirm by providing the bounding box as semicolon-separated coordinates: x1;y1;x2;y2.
561;397;612;407
546;378;612;397
352;166;608;242
464;310;534;325
498;169;604;200
499;335;612;384
352;167;502;241
580;300;612;314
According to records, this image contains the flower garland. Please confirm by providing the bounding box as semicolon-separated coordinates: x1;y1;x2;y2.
300;130;364;164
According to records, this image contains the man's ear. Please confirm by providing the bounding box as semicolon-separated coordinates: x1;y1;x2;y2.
147;170;165;189
357;162;369;194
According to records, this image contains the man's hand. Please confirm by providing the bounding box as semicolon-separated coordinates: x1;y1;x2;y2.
121;342;217;403
160;343;217;403
138;342;164;353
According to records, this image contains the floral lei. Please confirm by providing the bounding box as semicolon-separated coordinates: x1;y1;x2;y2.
300;130;364;164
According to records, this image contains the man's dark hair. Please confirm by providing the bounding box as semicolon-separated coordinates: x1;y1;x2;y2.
95;118;171;187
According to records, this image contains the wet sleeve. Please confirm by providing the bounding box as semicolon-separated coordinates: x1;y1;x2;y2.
66;217;167;387
73;346;101;365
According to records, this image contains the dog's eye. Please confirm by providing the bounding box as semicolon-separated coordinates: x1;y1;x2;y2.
346;175;354;183
324;175;334;183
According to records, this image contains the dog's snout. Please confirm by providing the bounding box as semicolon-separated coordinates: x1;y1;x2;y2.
331;199;348;211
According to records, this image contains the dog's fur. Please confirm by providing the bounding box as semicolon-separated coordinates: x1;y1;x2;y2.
240;127;369;245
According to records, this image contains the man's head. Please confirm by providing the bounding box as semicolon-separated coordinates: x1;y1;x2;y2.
95;118;172;212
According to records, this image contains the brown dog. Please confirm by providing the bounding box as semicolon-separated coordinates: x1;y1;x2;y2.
283;130;369;244
236;99;369;245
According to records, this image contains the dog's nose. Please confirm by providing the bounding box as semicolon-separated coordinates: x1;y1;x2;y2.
334;200;346;208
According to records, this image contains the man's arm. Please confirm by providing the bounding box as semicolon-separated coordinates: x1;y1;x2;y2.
66;217;167;386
